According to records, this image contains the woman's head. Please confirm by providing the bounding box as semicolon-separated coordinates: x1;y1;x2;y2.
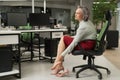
75;6;90;22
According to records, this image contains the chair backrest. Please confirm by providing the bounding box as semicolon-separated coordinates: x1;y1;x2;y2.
95;21;110;52
97;21;109;41
19;23;34;42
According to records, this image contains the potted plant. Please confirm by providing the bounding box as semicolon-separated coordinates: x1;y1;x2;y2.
92;0;117;27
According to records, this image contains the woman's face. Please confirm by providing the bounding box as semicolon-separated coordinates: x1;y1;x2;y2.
75;8;83;21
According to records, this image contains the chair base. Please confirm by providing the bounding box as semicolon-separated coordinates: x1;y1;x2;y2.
72;64;111;79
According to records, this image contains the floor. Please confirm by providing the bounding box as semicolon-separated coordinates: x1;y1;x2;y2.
0;49;120;80
104;46;120;69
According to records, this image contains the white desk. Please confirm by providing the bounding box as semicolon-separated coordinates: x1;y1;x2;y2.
0;28;67;77
0;31;21;45
16;28;67;32
16;28;67;39
16;29;67;62
0;30;21;78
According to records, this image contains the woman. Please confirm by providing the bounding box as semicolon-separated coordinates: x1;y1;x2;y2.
51;6;97;77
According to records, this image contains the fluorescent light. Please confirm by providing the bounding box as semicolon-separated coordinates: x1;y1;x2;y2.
93;2;110;4
0;0;26;1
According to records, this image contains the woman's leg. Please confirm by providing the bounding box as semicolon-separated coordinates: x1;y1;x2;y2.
55;36;66;61
51;35;73;76
51;36;65;70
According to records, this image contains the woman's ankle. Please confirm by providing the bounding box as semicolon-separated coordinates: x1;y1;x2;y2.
51;61;62;70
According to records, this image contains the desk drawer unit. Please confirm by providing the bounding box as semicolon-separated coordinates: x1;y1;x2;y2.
0;35;19;45
52;32;63;39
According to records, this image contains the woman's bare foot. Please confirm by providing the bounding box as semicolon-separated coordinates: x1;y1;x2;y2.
51;56;64;70
51;64;64;75
51;61;62;70
56;69;69;77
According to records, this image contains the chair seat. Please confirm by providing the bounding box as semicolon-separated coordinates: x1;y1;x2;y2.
72;49;103;56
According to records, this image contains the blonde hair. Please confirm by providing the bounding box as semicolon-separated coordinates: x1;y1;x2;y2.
77;6;90;21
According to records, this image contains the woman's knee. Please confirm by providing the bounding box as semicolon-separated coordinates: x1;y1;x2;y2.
61;35;70;40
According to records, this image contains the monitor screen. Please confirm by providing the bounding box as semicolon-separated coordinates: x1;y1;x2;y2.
49;18;57;25
29;13;50;26
1;13;7;24
6;13;27;26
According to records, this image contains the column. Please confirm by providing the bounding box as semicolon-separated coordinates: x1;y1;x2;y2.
117;2;120;36
82;0;93;20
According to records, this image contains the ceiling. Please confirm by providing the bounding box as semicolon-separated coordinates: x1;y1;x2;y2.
0;0;119;8
0;0;117;4
0;0;77;8
0;0;75;3
0;0;76;5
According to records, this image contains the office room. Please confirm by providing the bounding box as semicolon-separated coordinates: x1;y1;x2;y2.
0;0;120;80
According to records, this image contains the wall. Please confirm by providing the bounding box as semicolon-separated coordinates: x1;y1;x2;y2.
0;6;71;28
0;0;94;34
51;8;70;27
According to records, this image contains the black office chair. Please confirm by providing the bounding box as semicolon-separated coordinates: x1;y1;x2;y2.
19;24;41;61
72;21;111;79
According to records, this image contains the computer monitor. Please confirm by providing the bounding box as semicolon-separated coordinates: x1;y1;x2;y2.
6;13;27;26
49;18;57;25
1;13;7;27
29;13;50;26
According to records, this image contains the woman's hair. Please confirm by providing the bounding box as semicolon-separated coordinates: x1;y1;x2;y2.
78;6;90;21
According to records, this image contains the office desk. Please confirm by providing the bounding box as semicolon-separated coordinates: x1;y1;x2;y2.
17;28;67;38
0;30;21;78
16;29;68;61
0;29;67;77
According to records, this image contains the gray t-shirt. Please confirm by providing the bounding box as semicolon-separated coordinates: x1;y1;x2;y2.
61;20;97;57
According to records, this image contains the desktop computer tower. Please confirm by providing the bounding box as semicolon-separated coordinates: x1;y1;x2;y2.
106;30;119;48
44;38;58;57
0;46;13;72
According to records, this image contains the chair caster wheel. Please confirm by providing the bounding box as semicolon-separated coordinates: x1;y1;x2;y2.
72;68;75;72
107;70;111;75
98;75;102;80
76;75;79;78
